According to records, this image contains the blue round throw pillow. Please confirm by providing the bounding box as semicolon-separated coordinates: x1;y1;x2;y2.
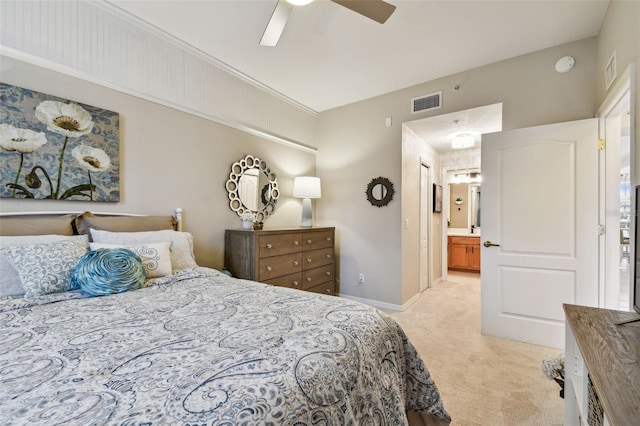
72;248;146;296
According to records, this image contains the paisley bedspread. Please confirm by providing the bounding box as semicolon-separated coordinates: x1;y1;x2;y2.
0;267;450;425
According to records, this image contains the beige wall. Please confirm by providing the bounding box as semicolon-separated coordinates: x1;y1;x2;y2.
317;37;598;306
596;0;640;184
401;126;442;303
4;4;632;309
0;55;316;268
449;184;469;228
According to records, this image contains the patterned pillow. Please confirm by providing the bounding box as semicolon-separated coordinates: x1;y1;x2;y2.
0;238;88;297
71;248;146;297
0;235;89;297
90;229;197;271
89;242;172;278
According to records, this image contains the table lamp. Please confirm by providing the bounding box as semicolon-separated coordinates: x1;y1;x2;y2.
293;176;321;228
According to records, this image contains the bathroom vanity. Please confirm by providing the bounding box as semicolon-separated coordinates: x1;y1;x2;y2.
447;234;481;272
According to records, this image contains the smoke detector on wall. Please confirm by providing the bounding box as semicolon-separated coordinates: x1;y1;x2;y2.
555;56;575;73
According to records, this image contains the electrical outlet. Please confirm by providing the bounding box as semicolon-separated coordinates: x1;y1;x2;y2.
359;273;365;283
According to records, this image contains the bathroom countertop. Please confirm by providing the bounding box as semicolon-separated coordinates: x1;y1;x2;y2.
447;232;481;237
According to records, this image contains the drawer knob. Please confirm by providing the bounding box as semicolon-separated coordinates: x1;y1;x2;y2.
293;261;299;266
266;266;272;272
266;244;272;249
306;277;312;282
294;241;299;246
307;239;312;244
293;281;299;286
326;271;331;276
306;258;312;263
326;237;331;241
326;254;331;259
326;289;331;294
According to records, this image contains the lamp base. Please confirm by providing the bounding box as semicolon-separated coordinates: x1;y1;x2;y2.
300;197;312;228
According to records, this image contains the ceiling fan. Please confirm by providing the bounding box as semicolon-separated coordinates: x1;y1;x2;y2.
260;0;396;46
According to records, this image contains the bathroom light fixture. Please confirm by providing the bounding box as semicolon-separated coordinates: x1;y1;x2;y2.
287;0;314;5
293;176;321;228
451;134;475;149
453;171;481;184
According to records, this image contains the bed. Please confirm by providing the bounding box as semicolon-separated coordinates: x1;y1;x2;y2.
0;210;450;425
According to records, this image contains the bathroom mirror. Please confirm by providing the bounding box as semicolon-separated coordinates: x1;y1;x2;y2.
226;154;279;221
470;183;481;228
448;175;481;232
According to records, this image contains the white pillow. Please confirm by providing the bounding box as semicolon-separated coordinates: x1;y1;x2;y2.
0;235;89;297
89;242;172;278
90;229;197;271
1;238;88;297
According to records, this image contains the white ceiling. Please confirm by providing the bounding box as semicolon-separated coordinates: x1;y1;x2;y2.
405;103;502;152
109;0;610;114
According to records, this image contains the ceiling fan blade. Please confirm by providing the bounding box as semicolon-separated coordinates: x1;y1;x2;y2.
260;0;294;46
331;0;396;24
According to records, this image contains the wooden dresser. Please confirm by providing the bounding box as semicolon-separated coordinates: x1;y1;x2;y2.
564;304;640;426
224;227;335;295
447;235;480;272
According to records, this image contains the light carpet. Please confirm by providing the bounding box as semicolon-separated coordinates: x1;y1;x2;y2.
389;271;564;426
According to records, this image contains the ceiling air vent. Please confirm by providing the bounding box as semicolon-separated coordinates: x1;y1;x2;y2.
411;91;442;114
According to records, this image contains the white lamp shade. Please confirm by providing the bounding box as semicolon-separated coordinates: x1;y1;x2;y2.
293;177;321;199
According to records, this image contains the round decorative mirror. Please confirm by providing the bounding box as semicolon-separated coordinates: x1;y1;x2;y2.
226;155;279;221
366;176;395;207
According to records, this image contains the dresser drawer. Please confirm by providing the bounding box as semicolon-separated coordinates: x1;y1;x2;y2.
302;247;334;270
303;230;334;250
264;272;303;290
225;227;336;295
259;233;302;258
302;264;334;290
306;281;334;296
258;253;302;281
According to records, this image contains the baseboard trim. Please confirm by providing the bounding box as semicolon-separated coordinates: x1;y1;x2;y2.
338;292;421;312
431;276;444;286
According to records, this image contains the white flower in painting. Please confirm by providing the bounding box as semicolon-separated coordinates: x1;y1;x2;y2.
35;100;94;137
0;123;47;153
72;144;110;172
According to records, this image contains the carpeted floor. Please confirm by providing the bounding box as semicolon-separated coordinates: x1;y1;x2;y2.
389;271;565;426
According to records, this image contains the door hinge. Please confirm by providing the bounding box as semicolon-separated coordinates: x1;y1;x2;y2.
598;224;605;235
598;139;605;150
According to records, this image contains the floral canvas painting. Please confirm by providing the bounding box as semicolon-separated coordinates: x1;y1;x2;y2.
0;83;119;201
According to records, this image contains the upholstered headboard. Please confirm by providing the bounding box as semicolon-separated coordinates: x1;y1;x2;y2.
0;208;183;236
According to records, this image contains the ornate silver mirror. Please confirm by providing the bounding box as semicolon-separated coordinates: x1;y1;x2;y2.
226;155;279;221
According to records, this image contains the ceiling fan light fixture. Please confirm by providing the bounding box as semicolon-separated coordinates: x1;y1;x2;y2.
451;134;475;149
287;0;314;5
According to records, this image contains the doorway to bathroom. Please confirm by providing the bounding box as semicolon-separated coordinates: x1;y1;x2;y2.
404;103;502;283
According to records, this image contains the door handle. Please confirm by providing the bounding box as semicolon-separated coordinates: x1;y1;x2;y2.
483;240;501;247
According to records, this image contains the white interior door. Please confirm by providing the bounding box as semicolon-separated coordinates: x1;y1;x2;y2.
481;118;598;349
420;163;431;291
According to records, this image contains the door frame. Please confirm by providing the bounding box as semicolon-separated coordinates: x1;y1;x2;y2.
441;162;481;280
419;160;432;291
596;63;636;309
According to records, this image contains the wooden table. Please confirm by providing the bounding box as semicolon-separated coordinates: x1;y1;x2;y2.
564;304;640;425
